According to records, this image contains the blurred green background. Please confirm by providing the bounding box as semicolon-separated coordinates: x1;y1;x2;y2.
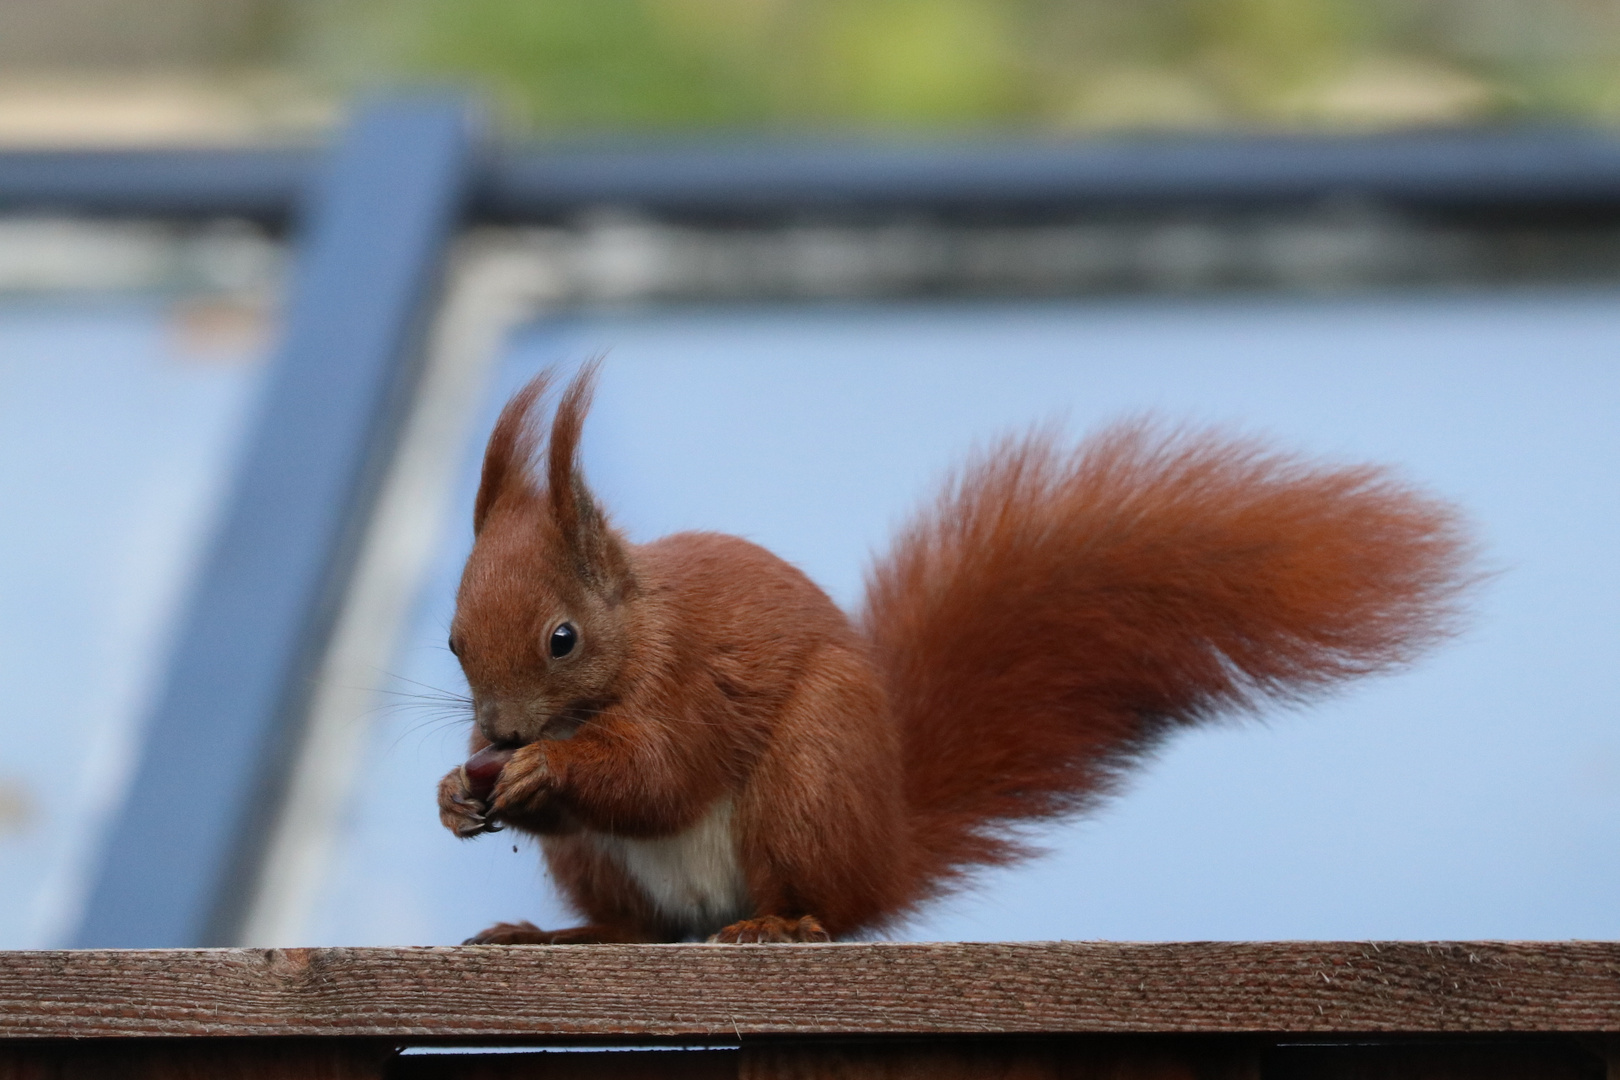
302;0;1620;131
3;0;1620;141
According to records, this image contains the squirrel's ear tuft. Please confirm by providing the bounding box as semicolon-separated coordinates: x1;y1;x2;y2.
473;369;554;535
547;359;634;597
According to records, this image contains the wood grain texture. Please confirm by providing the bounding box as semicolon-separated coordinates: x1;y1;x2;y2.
0;943;1616;1040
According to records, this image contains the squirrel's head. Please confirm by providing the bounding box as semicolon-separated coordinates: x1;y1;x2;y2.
450;360;638;748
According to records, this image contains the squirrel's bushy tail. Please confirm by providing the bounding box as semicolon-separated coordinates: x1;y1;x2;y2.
858;421;1476;903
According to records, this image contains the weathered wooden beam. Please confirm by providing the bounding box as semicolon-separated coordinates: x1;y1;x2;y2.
0;943;1617;1040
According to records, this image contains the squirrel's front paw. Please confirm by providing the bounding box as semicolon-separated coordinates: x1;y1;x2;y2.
489;741;554;818
437;767;498;838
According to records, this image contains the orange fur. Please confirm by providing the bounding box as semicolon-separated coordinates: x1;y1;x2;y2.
439;368;1476;943
863;424;1475;902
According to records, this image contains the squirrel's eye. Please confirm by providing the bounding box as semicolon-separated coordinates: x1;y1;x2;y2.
447;635;462;658
549;622;578;659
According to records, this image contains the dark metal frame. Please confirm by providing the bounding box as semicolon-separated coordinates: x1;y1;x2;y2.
475;127;1620;223
5;112;1620;946
9;126;1620;227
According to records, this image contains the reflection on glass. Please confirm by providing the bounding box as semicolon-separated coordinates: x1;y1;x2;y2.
307;292;1620;946
0;219;276;947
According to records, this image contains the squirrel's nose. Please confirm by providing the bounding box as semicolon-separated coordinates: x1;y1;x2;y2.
475;699;523;747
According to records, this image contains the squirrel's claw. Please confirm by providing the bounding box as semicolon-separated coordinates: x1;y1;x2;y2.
453;812;502;838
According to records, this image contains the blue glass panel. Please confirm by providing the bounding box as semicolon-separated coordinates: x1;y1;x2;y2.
0;297;267;946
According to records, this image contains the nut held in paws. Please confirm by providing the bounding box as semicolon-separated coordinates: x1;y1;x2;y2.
462;745;515;801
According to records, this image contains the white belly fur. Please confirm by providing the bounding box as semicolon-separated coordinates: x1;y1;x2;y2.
586;797;750;937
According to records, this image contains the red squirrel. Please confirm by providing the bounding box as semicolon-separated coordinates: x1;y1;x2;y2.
437;361;1475;944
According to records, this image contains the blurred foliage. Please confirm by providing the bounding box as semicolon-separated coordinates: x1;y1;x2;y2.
286;0;1620;131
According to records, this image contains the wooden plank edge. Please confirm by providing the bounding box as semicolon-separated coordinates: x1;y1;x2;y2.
0;941;1616;1040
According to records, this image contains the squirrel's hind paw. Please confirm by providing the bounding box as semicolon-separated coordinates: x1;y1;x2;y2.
709;915;831;944
463;920;548;944
463;922;646;945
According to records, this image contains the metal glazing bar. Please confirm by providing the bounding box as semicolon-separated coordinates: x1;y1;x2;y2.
475;128;1620;223
0;148;315;225
7;129;1620;229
